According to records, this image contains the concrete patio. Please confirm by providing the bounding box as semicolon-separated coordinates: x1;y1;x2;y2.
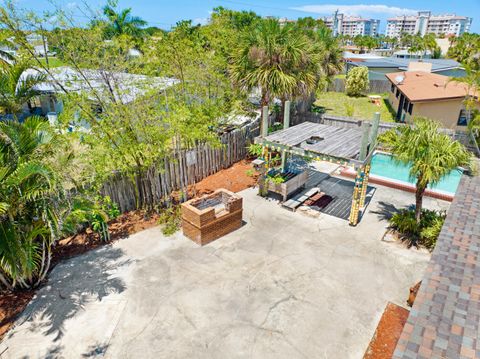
1;177;450;359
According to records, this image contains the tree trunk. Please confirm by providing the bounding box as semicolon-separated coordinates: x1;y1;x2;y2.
415;178;427;224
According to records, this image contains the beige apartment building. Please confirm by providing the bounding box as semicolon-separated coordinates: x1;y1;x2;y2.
386;11;472;38
321;13;380;36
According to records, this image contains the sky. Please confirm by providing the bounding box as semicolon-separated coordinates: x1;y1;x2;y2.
14;0;480;33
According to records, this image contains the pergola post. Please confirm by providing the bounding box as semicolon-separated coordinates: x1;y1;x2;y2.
280;101;291;172
359;112;380;208
349;121;372;226
261;106;269;138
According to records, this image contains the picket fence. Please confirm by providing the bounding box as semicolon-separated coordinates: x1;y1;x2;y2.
101;119;260;212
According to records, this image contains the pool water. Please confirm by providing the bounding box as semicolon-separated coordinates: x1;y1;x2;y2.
370;153;463;194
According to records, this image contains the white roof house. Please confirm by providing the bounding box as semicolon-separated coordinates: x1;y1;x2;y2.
26;66;178;104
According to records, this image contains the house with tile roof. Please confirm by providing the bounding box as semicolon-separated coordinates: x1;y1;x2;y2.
385;70;479;130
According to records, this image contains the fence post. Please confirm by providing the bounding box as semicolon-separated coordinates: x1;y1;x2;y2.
262;106;269;138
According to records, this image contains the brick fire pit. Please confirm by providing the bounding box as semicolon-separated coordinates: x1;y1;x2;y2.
181;189;243;245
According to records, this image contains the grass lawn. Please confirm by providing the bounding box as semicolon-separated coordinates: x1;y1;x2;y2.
314;91;396;123
37;57;66;68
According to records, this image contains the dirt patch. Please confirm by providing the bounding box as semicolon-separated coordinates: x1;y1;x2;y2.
189;160;258;196
0;160;257;340
363;302;410;359
0;290;35;339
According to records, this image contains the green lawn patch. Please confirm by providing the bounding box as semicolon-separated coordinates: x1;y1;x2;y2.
314;91;396;123
37;57;66;68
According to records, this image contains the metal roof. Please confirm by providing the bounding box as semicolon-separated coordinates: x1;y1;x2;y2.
23;66;178;104
348;57;462;72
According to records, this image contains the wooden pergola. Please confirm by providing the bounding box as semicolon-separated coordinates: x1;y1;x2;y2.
255;105;381;226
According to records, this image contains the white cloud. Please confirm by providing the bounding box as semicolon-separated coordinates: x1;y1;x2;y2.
66;2;77;9
291;4;418;17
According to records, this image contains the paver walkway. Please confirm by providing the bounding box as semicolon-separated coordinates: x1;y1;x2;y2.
1;184;449;358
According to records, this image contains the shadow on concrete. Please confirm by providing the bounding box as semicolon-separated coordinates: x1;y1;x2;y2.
369;201;402;221
13;247;129;344
82;343;109;357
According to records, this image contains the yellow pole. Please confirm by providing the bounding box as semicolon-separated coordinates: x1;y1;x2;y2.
359;163;371;209
349;168;364;226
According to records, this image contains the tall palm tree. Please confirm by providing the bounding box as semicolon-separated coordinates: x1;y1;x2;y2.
381;117;472;223
0;116;63;289
230;19;317;109
315;27;344;81
102;2;147;38
0;61;46;116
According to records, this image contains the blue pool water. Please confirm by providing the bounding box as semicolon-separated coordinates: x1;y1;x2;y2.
370;153;463;194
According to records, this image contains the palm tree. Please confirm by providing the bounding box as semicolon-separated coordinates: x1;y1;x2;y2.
230;19;317;109
102;2;147;38
0;61;45;116
0;36;15;67
0;116;63;289
315;27;344;80
381;117;472;223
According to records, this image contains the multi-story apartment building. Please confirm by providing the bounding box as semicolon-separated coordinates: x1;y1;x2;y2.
386;11;472;38
322;13;380;36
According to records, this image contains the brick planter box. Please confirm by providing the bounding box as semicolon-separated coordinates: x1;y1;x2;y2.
267;170;308;201
181;189;243;245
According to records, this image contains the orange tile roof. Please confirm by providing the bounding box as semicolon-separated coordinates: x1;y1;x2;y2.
385;71;476;102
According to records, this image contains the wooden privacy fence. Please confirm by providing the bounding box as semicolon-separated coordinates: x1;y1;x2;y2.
327;78;391;94
101;119;260;212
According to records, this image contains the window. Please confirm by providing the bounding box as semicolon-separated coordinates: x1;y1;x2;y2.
391;83;395;93
408;103;414;115
396;88;400;98
457;109;468;126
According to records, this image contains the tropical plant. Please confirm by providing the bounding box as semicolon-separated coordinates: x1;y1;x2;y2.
102;0;147;38
230;18;317;108
409;33;439;59
447;33;480;69
0;61;45;116
380;117;472;223
0;34;15;66
390;207;446;249
345;66;369;97
0;116;64;289
62;196;116;242
315;27;344;83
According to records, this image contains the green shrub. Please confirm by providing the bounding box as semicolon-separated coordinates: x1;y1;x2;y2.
158;205;181;236
344;102;355;117
267;173;285;184
245;169;255;177
345;66;369;97
389;208;446;250
247;143;263;157
63;196;113;241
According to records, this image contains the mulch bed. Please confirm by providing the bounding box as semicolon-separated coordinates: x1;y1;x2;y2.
0;160;258;340
363;302;410;359
187;160;258;196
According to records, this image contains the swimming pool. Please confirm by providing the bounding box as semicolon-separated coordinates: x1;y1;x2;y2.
370;153;463;194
